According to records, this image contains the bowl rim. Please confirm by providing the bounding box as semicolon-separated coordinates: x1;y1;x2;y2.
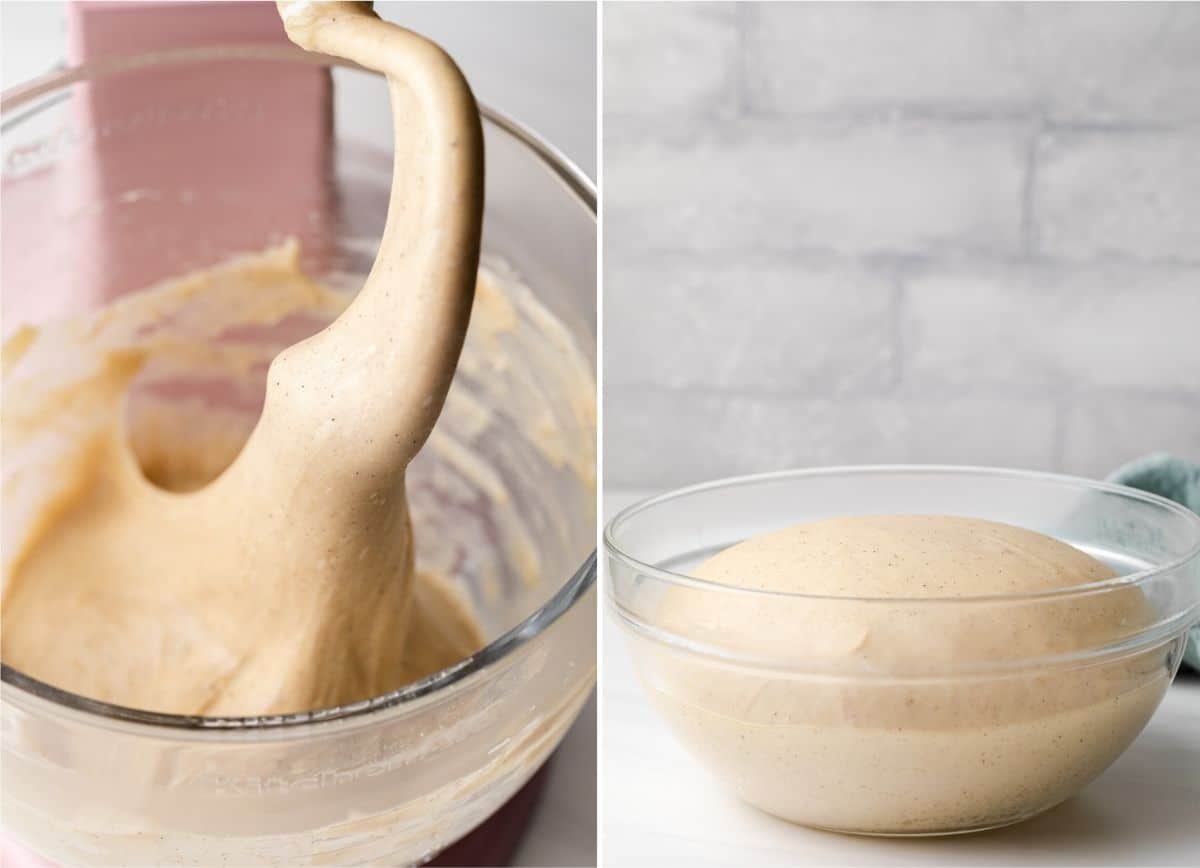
0;44;597;733
605;464;1200;606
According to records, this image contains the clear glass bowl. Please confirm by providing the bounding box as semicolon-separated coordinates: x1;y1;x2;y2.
2;46;596;865
606;466;1200;836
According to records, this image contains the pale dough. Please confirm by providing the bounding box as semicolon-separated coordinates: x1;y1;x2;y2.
1;2;488;716
2;245;483;714
641;515;1169;833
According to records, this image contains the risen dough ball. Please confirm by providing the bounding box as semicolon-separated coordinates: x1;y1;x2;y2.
694;515;1114;595
638;515;1169;834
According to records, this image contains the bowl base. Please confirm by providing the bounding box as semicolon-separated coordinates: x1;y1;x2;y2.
752;803;1049;838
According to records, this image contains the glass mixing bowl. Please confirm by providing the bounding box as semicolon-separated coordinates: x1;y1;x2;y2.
606;466;1200;836
2;46;595;865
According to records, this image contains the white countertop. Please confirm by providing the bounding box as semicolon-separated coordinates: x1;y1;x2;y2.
601;490;1200;867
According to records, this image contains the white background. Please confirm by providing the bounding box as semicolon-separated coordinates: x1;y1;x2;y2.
1;2;597;866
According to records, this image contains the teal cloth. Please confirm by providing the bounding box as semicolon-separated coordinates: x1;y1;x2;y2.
1107;453;1200;672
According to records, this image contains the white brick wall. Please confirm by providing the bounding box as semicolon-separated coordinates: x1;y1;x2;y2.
604;1;1200;489
606;120;1028;257
603;2;740;118
1035;131;1200;263
745;3;1200;124
605;254;896;393
605;390;1058;483
903;263;1200;394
